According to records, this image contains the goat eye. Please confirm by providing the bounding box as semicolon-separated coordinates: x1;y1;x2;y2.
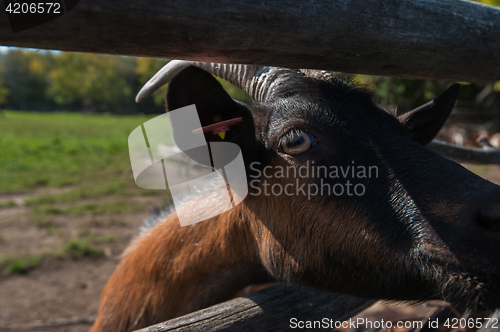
280;130;318;155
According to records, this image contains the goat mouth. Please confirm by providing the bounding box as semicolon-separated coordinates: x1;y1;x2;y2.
409;252;500;310
437;272;500;311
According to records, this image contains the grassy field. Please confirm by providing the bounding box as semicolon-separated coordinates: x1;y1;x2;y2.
0;110;174;191
0;110;172;275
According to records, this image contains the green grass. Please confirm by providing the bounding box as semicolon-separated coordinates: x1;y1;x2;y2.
467;164;491;173
63;240;103;258
0;254;41;275
78;228;119;243
31;199;146;217
64;200;146;215
29;213;57;228
0;200;16;208
24;179;159;206
0;111;172;192
0;237;110;275
25;181;126;205
0;111;176;275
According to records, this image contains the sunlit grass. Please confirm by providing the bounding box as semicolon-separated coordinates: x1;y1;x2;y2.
0;111;173;192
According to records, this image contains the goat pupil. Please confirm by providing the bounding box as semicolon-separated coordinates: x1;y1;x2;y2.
289;136;305;147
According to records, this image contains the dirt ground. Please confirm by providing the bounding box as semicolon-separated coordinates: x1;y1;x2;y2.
0;188;166;332
0;163;499;332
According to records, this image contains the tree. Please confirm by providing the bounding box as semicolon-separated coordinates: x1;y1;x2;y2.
0;49;53;110
47;53;137;112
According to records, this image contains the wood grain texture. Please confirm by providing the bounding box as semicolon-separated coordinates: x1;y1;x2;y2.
0;0;499;82
134;283;374;332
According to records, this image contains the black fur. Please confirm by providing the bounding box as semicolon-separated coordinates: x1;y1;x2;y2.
165;66;500;310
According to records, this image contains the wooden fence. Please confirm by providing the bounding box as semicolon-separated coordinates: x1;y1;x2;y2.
0;0;499;82
135;284;374;332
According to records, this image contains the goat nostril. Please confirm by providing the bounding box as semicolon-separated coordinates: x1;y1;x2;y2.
478;206;500;232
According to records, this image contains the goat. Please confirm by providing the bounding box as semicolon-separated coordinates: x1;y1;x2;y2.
91;61;500;332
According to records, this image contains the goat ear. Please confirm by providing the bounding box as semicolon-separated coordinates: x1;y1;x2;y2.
398;84;460;146
166;66;256;168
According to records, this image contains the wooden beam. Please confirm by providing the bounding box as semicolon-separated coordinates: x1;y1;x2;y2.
0;0;499;83
134;283;374;332
428;140;500;164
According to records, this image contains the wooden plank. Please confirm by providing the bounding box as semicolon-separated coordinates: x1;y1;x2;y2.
0;0;499;83
428;140;500;164
134;283;374;332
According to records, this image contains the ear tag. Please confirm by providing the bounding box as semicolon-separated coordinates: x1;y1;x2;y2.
191;116;243;140
212;114;226;139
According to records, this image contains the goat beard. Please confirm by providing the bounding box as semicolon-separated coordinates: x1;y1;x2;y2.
395;254;500;311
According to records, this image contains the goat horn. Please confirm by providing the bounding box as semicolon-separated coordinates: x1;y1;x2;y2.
135;60;305;103
299;69;337;83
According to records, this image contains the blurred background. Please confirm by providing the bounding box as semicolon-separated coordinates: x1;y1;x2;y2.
1;1;500;330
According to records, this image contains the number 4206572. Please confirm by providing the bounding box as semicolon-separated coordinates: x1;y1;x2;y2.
444;317;499;329
5;2;61;14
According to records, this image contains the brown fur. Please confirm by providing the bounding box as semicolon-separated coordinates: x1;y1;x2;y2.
91;193;273;331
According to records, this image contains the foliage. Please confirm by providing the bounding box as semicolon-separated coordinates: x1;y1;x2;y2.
0;80;9;105
47;53;136;112
352;76;485;114
0;49;250;113
0;49;53;110
1;46;497;117
474;0;500;6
